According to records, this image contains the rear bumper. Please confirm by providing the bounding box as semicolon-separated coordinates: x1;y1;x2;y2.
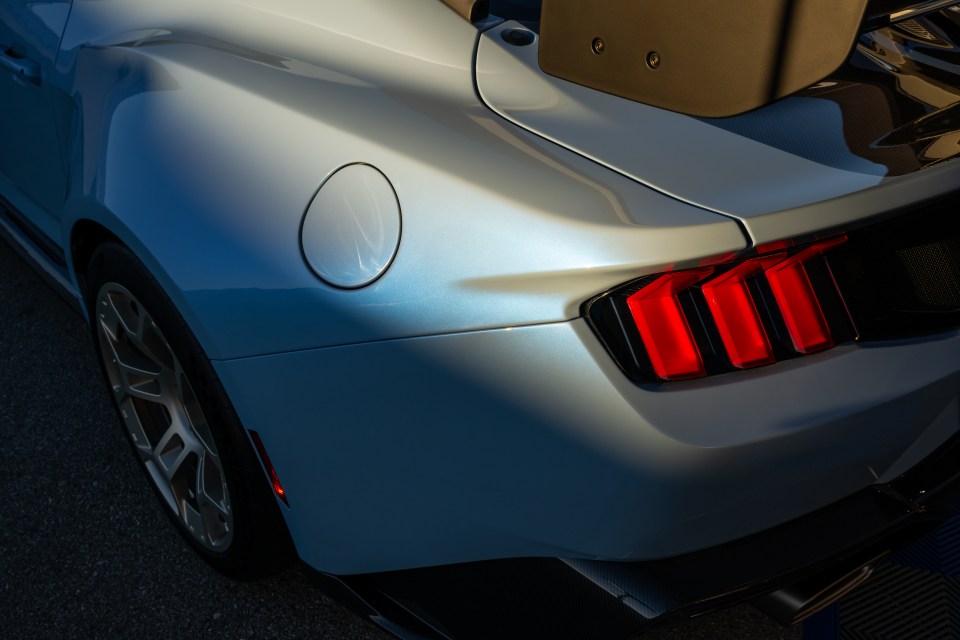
329;428;960;639
214;318;960;574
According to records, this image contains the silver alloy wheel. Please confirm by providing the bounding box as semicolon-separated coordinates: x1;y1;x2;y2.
95;282;233;551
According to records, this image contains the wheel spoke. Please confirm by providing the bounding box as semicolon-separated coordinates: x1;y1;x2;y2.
117;397;154;460
132;318;176;373
95;281;233;552
133;306;147;345
98;316;165;401
152;421;181;462
124;382;163;402
118;362;164;400
198;493;231;520
161;445;192;482
176;372;219;455
154;422;202;480
96;292;125;342
195;455;231;547
97;317;126;381
114;357;161;381
182;501;207;543
197;455;230;518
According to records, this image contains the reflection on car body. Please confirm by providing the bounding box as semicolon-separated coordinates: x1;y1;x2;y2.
3;0;960;637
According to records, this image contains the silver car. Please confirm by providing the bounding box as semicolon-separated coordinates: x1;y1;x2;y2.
3;0;960;636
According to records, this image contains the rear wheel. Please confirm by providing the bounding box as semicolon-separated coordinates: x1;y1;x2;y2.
86;242;293;579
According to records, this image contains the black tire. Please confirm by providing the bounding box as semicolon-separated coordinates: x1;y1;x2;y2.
85;241;294;580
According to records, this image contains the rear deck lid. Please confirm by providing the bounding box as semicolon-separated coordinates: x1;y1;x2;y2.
476;7;960;243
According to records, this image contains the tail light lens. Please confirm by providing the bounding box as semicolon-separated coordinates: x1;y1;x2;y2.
765;236;848;354
702;255;791;369
587;235;853;383
626;268;715;380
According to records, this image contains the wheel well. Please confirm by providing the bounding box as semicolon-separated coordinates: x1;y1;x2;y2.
70;220;123;305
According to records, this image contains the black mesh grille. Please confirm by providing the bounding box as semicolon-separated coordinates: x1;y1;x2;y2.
828;190;960;339
897;239;960;309
895;18;949;45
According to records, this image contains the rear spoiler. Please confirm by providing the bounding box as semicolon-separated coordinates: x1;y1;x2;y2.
537;0;954;117
440;0;489;22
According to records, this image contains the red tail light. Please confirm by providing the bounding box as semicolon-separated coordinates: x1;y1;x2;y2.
766;237;848;354
700;257;781;369
587;235;851;382
626;268;714;380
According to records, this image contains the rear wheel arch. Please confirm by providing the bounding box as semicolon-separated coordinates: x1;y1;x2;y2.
69;218;121;307
77;232;296;578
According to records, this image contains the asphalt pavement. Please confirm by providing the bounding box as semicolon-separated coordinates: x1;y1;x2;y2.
0;240;800;640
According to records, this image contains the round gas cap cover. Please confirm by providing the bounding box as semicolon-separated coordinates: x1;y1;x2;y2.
301;164;401;289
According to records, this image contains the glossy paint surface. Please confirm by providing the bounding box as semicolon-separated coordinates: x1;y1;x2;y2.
216;319;960;573
300;163;401;289
476;12;960;242
477;22;879;220
2;0;960;580
49;0;743;360
0;0;72;237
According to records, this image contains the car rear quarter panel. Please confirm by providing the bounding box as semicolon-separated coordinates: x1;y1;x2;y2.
55;0;745;360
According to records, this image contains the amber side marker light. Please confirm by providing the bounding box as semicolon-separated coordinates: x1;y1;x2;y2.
250;430;289;506
596;235;851;383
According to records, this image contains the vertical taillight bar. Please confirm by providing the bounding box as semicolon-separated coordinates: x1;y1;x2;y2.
625;268;714;380
765;236;847;354
591;234;850;382
701;255;783;369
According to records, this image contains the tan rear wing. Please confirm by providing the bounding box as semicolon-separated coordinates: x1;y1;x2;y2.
538;0;871;117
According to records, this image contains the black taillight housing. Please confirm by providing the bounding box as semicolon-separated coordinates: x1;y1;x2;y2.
586;236;855;383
